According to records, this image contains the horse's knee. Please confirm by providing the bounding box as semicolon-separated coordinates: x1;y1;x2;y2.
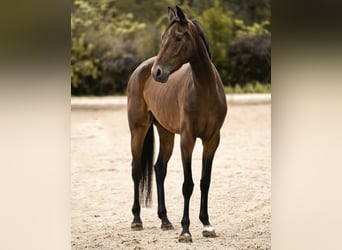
182;180;194;198
200;178;210;192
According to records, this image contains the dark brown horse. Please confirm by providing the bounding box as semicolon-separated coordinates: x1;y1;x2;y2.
127;6;227;242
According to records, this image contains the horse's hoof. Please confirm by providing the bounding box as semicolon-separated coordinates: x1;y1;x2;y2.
161;222;174;230
131;222;143;231
202;225;216;237
178;233;192;243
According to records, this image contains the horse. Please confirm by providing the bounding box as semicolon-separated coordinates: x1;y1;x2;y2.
127;6;227;242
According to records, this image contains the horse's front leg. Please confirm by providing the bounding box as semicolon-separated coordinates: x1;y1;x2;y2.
199;132;220;237
178;132;195;242
155;123;175;230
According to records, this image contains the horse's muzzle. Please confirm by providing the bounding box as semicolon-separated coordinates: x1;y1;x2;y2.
152;66;169;83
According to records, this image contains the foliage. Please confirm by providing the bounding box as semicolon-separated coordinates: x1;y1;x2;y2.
114;0;178;23
227;0;271;24
224;82;271;94
227;34;271;85
71;0;271;95
198;1;233;83
234;19;270;38
71;0;146;95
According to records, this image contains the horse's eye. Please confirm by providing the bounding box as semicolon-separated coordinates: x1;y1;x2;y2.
175;35;182;42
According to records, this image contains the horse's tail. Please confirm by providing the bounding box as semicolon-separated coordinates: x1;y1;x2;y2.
140;124;154;207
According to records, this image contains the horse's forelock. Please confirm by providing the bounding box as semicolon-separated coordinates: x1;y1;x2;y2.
164;17;212;60
166;16;180;30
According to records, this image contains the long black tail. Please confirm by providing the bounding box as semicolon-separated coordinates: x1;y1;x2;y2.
140;124;154;207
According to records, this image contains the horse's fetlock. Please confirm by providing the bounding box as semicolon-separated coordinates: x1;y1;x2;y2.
158;208;167;218
199;213;209;224
181;217;190;227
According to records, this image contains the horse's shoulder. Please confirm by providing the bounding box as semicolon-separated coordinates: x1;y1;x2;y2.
134;57;156;77
128;57;156;91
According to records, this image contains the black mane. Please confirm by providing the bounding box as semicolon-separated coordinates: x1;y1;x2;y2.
191;19;212;59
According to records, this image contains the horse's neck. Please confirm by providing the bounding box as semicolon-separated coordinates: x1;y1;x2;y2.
190;42;217;93
189;48;217;93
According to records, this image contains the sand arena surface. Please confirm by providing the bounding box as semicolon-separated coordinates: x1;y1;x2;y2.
71;103;271;250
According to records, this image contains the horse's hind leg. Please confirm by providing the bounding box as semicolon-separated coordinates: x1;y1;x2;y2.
154;122;175;230
130;127;147;230
199;132;220;237
129;116;153;230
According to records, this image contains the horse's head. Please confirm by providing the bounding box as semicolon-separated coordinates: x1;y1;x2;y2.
151;6;211;83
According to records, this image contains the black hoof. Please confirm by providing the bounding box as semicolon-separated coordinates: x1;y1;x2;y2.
131;222;143;231
178;233;192;243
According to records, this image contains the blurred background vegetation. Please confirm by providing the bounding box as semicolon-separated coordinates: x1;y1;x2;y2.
71;0;271;95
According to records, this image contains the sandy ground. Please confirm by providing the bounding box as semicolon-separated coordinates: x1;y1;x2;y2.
71;102;271;250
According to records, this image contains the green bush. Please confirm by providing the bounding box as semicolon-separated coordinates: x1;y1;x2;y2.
227;34;271;85
224;82;271;94
71;0;146;95
198;1;233;84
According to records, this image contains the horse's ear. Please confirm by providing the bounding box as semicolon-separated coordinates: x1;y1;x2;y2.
176;5;187;24
168;7;176;23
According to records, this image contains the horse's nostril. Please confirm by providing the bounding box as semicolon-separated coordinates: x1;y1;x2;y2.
156;68;161;77
152;66;168;83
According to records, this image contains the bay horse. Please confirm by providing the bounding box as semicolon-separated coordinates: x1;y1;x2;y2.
127;6;227;242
